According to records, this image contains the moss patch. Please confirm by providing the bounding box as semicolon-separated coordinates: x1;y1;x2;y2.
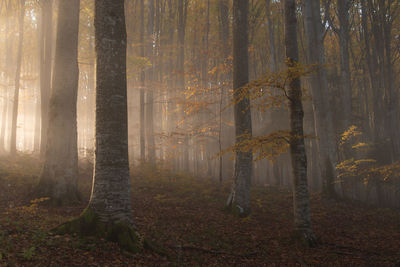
53;208;142;253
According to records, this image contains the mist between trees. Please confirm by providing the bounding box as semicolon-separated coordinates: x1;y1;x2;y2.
0;0;399;250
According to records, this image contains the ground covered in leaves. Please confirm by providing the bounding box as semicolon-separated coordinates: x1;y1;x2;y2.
0;155;400;266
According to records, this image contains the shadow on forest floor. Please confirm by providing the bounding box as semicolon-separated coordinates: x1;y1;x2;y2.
0;154;399;266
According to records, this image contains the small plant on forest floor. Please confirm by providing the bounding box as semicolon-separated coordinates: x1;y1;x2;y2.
21;246;35;260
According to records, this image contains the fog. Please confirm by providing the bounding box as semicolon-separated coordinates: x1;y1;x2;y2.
1;0;400;208
0;0;400;265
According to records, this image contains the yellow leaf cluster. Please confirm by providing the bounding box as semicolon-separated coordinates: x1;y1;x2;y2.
218;131;294;161
230;62;317;112
339;125;362;146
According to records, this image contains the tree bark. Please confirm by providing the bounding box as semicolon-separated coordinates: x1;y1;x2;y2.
10;0;25;155
39;0;53;157
218;0;229;51
177;0;189;171
0;89;8;153
303;0;337;198
217;0;229;184
226;0;253;217
382;0;399;161
89;0;134;227
337;0;352;128
139;0;145;163
284;0;316;246
266;0;277;72
0;14;12;153
55;0;141;254
146;0;156;163
35;0;80;205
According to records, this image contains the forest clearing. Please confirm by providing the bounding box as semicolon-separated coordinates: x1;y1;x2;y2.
0;155;399;266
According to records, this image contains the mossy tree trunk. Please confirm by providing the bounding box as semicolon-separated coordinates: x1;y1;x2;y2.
55;0;141;253
284;0;316;247
35;0;80;205
226;0;253;217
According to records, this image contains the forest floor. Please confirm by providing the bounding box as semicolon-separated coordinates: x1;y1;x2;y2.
0;155;399;266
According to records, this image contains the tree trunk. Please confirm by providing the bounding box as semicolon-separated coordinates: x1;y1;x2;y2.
304;0;337;198
0;15;12;153
39;0;53;158
217;0;229;184
10;0;25;155
146;0;156;163
177;0;189;171
382;1;399;161
284;0;316;247
226;0;253;217
337;0;352;128
266;0;277;72
33;86;41;153
35;0;80;205
139;0;146;163
218;0;229;50
55;0;140;253
34;5;43;153
89;0;134;227
0;88;8;153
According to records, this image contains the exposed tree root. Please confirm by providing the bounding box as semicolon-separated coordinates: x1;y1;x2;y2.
52;208;142;253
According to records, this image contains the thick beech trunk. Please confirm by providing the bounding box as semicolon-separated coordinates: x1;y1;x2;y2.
226;0;253;217
35;0;80;205
89;0;134;227
55;0;140;253
39;0;53;157
284;0;316;246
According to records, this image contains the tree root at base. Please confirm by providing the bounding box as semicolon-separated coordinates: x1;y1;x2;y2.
52;208;142;253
